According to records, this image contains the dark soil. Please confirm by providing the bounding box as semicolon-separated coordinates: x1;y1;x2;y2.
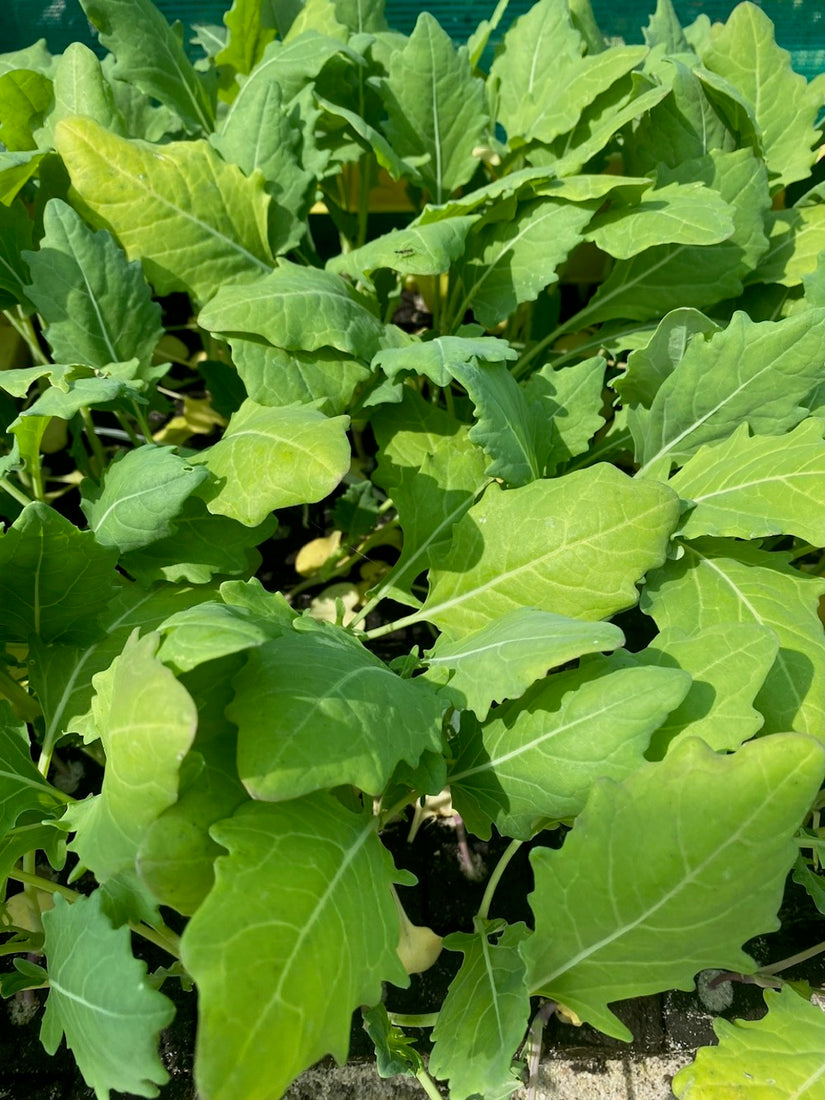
2;812;823;1099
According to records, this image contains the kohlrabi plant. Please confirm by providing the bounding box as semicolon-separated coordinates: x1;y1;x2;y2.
2;0;825;1096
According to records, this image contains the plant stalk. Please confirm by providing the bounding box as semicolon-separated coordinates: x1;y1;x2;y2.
0;475;32;508
477;839;523;922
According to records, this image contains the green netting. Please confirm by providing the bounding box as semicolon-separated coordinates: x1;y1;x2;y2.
2;1;824;78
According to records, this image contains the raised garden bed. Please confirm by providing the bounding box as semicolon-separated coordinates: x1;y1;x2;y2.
2;1;825;1098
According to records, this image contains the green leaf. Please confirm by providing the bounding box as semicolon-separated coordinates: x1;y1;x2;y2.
328;216;477;286
194;399;350;525
702;2;821;190
54;117;273;302
749;204;825;288
584;149;770;325
157;587;295;672
424;608;625;720
0;701;65;833
422;465;679;639
136;744;248;916
523;356;607;474
613;308;720;408
225;31;352;112
0;503;118;645
643;538;825;740
449;662;690;840
27;585;214;748
372;391;489;604
120;496;276;585
228;337;369;416
584;181;734;259
521;734;825;1040
80;445;208;553
45;43;125;140
210;77;311;254
452;198;594;328
673;986;825;1097
635;623;779;758
217;0;277;77
0;149;44;205
24;199;162;374
80;0;215;133
361;1003;423;1078
0;197;34;308
227;630;443;799
181;795;410;1099
631;310;825;474
199;262;385;358
382;12;488;203
670;419;825;543
0;69;53;151
429;921;530;1100
374;332;517;389
62;631;197;883
41;891;175;1099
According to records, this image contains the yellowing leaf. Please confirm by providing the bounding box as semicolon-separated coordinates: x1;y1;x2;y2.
54;117;273;301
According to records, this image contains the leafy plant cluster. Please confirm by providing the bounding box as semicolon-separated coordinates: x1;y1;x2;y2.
2;0;825;1096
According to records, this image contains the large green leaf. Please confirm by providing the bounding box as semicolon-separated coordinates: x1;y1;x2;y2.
523;356;607;474
27;585;214;750
449;663;690;839
382;12;488;203
421;464;679;639
24;199;163;373
584;149;770;325
613;308;720;409
749;205;825;289
702;1;821;190
452;199;594;328
62;631;197;883
136;744;248;916
372;392;489;606
228;337;369;416
0;69;53;151
328;216;477;286
209;76;311;254
429;921;530;1100
223;31;351;115
521;734;825;1039
45;43;125;140
631;310;825;474
54;117;273;302
490;0;642;148
194;399;350;525
374;333;517;389
423;608;625;720
81;445;208;553
198;262;385;358
643;538;825;740
181;795;410;1100
673;986;825;1098
0;503;118;645
80;0;215;133
670;419;825;543
0;702;66;834
120;497;276;585
583;181;735;259
216;0;278;78
227;629;443;799
41;892;173;1098
633;623;778;758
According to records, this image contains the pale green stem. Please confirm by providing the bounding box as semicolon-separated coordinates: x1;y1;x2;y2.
114;410;144;446
387;1012;439;1028
757;939;825;977
477;839;523;922
362;607;425;642
0;475;33;508
131;400;153;442
416;1066;444;1100
80;405;107;473
6;307;48;365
